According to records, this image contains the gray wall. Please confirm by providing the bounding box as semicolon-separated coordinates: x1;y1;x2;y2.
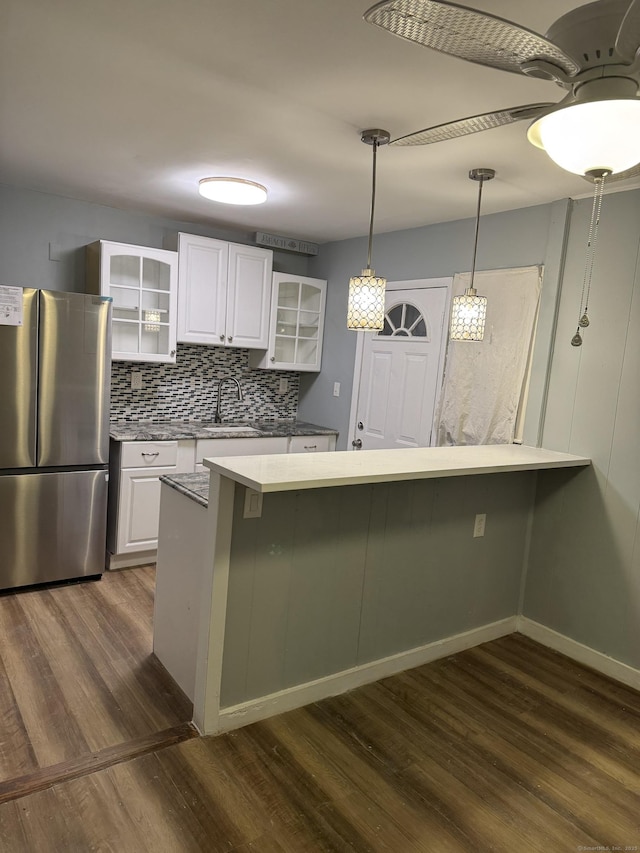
221;471;532;706
299;199;570;449
523;187;640;669
0;183;309;294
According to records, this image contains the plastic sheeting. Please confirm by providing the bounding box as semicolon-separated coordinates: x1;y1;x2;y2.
436;266;542;446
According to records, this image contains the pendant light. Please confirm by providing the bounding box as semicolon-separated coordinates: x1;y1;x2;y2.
347;128;390;330
449;168;495;342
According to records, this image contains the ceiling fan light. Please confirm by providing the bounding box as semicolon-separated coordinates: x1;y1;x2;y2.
347;269;386;330
198;177;267;205
527;100;640;176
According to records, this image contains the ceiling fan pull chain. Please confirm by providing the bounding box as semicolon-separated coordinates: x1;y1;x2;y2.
571;173;607;347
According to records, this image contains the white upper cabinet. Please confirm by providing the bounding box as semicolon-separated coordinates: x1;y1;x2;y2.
177;233;272;349
87;240;178;363
250;273;327;372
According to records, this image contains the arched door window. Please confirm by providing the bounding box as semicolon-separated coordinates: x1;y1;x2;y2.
379;302;428;338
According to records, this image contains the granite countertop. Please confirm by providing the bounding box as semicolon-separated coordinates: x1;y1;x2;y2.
160;472;210;508
109;419;338;441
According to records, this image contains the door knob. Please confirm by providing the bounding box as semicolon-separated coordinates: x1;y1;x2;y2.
352;439;363;449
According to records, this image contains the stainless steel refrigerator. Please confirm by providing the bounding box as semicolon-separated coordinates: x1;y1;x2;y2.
0;288;112;590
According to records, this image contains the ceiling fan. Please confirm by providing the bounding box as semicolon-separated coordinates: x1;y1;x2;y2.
364;0;640;181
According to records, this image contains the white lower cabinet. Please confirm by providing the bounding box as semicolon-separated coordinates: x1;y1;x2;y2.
118;465;178;552
107;439;195;569
108;432;336;568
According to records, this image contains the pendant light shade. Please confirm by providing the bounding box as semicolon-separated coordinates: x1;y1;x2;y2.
449;168;495;343
347;269;387;329
347;129;390;330
450;289;487;341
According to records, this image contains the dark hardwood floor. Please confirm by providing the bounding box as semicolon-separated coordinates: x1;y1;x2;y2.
0;568;638;851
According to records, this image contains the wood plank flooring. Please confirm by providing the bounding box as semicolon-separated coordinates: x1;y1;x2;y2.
0;567;192;782
0;568;638;851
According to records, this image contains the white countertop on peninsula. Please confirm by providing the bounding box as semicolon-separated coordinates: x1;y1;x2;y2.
203;444;591;493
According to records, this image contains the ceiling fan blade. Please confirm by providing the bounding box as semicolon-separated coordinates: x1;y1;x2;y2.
615;0;640;60
364;0;580;76
390;103;554;146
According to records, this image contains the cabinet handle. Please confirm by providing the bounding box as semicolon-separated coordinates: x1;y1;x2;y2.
304;445;317;451
141;451;160;458
220;334;225;342
228;336;233;343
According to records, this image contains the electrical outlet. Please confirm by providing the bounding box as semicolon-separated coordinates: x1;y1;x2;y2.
473;513;486;538
130;371;143;391
243;488;263;518
333;382;340;397
278;377;288;394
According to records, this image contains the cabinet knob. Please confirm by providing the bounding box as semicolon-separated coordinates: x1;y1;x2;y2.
220;334;225;342
270;356;276;362
170;349;176;357
228;336;233;343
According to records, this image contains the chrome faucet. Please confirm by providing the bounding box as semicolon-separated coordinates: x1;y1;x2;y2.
214;377;243;423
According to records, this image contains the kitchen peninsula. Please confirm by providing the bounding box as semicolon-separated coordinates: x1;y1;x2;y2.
154;445;590;736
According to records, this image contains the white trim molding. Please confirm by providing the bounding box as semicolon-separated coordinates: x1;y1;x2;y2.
518;617;640;691
212;616;517;735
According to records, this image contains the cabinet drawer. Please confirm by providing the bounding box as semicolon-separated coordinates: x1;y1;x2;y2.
288;435;336;453
121;441;178;468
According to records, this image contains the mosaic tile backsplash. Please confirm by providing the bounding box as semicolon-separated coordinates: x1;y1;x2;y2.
110;344;300;422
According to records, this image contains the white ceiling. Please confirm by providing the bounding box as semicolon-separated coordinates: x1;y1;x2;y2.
2;0;637;243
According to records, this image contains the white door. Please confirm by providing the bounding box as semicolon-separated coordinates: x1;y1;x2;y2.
353;286;448;451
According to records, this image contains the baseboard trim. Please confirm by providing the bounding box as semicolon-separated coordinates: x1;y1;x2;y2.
517;617;640;691
213;616;518;734
107;550;157;571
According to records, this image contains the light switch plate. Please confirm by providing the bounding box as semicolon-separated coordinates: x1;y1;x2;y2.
243;488;263;518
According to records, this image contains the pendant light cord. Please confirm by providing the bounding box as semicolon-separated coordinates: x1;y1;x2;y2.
469;176;485;292
366;139;378;271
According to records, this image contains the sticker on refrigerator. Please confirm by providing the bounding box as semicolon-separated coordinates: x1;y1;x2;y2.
0;286;23;326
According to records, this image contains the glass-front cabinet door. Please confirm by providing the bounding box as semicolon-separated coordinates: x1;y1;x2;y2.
251;273;327;372
87;241;178;363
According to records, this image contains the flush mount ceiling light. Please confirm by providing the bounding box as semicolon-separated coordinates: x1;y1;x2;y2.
449;168;495;343
347;128;390;331
198;177;267;205
364;0;640;181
